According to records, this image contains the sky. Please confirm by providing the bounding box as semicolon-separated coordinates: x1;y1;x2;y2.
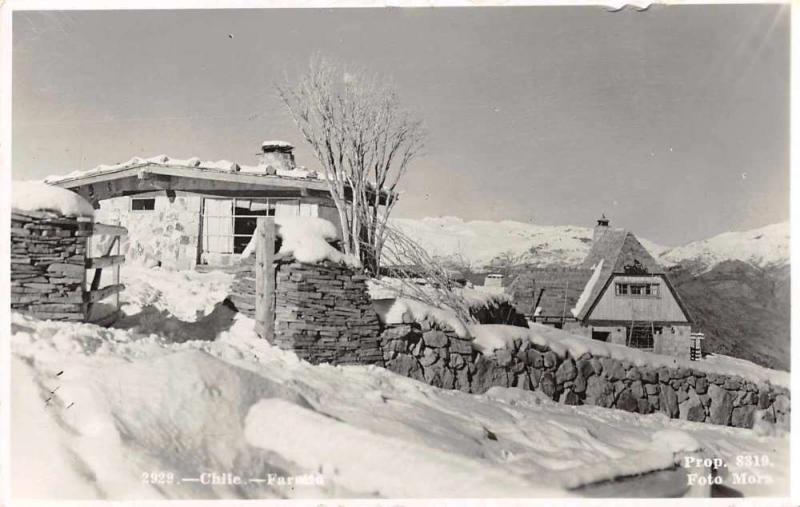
11;5;789;246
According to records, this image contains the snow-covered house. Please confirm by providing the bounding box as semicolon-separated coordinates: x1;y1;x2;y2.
522;217;694;357
46;141;365;270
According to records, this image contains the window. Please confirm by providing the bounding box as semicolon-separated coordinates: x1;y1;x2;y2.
615;282;660;297
202;198;300;256
131;198;155;211
627;326;654;350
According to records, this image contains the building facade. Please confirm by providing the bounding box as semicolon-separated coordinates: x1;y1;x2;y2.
47;141;347;270
514;217;694;358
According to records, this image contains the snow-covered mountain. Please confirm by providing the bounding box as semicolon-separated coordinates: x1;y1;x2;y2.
391;217;788;271
659;222;789;271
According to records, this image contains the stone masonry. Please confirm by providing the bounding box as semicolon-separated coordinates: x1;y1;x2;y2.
380;320;790;430
231;258;383;365
11;210;92;321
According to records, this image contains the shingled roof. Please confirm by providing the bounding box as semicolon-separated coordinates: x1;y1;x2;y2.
508;267;594;319
573;228;667;320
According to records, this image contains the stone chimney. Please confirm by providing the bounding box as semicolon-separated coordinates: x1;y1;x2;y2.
259;140;295;173
593;214;610;243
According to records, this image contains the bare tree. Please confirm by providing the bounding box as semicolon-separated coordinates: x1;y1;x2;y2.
375;225;476;324
277;56;426;273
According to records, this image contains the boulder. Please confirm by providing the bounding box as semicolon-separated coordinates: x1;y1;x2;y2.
422;330;449;348
695;376;708;395
495;348;513;367
526;348;544;368
625;367;642;381
555;357;578;384
386;355;424;382
576;358;595;379
572;372;587;394
731;405;756;429
641;368;658;384
543;351;558;369
539;372;557;399
559;389;581;406
585;375;614;408
419;347;439;367
708;384;734;426
472;356;509;394
448;353;466;370
616;389;639;412
679;392;706;422
630;380;644;399
659;385;679;418
600;358;625;380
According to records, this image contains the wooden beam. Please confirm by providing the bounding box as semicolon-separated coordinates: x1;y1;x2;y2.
85;255;125;269
255;217;276;342
85;283;125;303
93;223;128;237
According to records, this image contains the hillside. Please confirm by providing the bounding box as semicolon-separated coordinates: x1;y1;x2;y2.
668;261;791;371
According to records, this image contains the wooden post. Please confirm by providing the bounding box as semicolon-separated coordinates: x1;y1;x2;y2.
255;217;276;341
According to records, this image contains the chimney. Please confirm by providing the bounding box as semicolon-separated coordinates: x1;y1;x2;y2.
593;214;610;242
259;140;295;173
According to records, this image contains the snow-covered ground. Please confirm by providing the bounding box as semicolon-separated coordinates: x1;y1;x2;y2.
390;216;789;271
10;265;791;500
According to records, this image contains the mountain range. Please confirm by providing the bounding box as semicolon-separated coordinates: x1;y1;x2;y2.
392;217;790;371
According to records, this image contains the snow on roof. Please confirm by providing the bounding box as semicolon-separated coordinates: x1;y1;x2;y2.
570;260;603;317
43;154;324;185
261;140;294;150
240;216;359;267
468;323;790;389
13;181;94;218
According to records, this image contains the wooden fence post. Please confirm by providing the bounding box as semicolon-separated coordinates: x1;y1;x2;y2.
255;217;276;341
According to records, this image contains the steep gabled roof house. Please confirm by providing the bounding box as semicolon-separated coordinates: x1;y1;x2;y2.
513;216;694;358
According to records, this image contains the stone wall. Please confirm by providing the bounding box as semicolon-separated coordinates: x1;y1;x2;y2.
379;321;790;430
230;258;383;365
11;210;91;321
96;193;201;270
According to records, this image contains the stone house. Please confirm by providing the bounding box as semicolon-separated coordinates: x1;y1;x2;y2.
47;141;361;270
514;217;694;358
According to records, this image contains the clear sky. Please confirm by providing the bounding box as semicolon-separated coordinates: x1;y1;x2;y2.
12;5;789;246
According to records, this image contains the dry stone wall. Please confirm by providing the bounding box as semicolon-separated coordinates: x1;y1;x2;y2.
231;258;383;365
380;321;790;430
11;211;91;321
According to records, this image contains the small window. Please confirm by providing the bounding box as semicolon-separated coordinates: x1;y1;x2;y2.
615;282;659;297
131;198;156;211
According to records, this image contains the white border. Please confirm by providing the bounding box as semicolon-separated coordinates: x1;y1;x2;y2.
0;1;795;507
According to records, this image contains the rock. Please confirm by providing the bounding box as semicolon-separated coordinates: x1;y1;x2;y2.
448;353;466;370
572;372;587;394
625;367;642;381
648;394;660;410
422;330;448;348
387;355;424;382
515;372;532;390
449;337;473;355
695;376;708;395
419;347;439;367
758;390;771;409
555;357;578;384
381;324;415;340
526;348;544;368
560;389;581;406
543;351;558;369
455;367;470;392
774;394;790;414
441;368;456;390
731;405;756;428
734;390;756;407
576;359;595;379
657;367;671;384
616;389;639;412
589;358;604;376
659;385;679;418
600;358;625;380
679;392;706;422
495;348;513;368
677;388;689;404
637;398;651;414
539;372;557;399
472;356;509;394
641;369;658;384
724;377;742;391
645;383;659;396
585;376;614;408
630;380;644;399
423;361;445;387
708;384;734;426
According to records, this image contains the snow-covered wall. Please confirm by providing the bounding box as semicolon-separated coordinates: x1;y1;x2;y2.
379;320;789;430
11;210;91;321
